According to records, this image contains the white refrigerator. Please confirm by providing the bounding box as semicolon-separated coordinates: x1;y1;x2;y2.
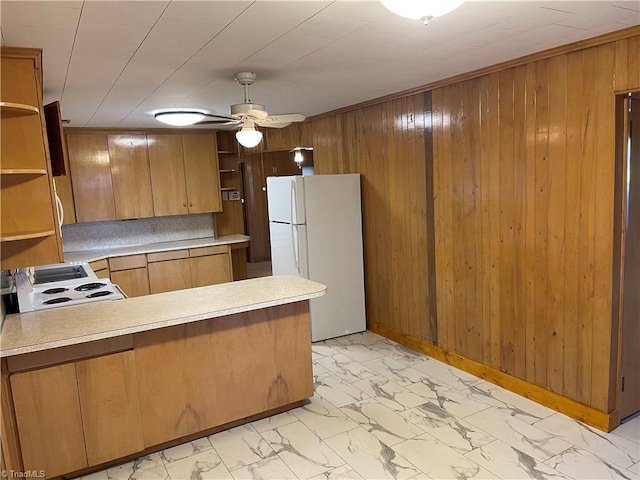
267;174;366;342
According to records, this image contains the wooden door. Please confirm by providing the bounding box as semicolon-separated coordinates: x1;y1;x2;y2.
67;133;117;222
107;134;154;219
182;134;222;213
111;268;150;298
190;252;232;287
148;258;191;294
620;93;640;420
76;351;144;466
10;363;87;476
147;134;188;216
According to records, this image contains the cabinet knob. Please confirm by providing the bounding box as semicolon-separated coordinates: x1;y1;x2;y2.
183;203;187;208
189;203;193;207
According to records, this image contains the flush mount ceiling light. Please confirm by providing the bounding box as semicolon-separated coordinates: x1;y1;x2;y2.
154;111;205;126
235;120;263;148
379;0;464;24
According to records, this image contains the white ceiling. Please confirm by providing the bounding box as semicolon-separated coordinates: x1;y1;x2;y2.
1;1;638;128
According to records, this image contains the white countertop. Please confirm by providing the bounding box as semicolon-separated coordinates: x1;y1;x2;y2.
0;275;326;357
64;234;250;263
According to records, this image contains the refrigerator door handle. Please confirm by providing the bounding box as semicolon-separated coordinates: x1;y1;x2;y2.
292;224;300;274
290;180;296;224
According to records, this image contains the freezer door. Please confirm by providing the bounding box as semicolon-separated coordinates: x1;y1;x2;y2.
266;175;306;224
269;221;309;278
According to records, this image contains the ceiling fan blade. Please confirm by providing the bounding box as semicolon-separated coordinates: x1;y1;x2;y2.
246;108;268;120
259;122;291;129
257;113;305;126
197;119;241;125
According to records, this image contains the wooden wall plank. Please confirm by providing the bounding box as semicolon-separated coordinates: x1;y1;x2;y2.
499;69;516;374
577;46;598;406
534;58;550;388
479;75;493;366
512;65;528;380
591;43;616;412
546;54;568;394
563;50;584;400
524;62;537;384
487;72;502;369
614;39;629;92
450;83;467;355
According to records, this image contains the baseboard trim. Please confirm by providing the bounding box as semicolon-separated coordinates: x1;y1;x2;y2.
369;323;617;432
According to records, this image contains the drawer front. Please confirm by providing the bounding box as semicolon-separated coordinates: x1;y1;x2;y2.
109;254;146;271
147;249;189;263
189;245;229;258
89;259;108;272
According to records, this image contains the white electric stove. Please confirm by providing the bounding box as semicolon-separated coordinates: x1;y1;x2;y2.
15;262;125;312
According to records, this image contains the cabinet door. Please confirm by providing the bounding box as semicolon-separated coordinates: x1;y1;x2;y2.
67;134;117;222
10;363;87;476
148;258;191;294
76;351;144;466
147;135;188;216
182;134;222;213
107;134;154;220
111;268;150;297
190;253;232;287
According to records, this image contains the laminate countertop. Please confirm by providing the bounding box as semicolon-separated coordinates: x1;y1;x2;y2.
63;234;250;263
0;275;326;358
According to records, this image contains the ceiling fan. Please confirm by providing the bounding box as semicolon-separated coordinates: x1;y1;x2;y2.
154;72;306;148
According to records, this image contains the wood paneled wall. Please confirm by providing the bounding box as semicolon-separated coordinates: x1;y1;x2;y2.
310;29;640;419
313;97;437;343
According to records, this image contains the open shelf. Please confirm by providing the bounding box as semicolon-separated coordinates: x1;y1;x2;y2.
1;229;55;242
0;102;39;118
1;169;48;176
217;150;236;155
219;169;236;173
220;187;236;191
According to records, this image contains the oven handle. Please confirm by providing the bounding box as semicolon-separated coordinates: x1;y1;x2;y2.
112;284;128;299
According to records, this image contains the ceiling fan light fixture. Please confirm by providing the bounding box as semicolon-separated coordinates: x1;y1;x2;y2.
154;111;205;126
236;124;263;148
379;0;464;24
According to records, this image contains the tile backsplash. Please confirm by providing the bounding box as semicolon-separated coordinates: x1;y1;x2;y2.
61;214;215;252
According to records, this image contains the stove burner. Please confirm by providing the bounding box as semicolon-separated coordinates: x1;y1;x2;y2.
74;282;107;292
42;287;69;295
43;297;73;305
86;291;113;298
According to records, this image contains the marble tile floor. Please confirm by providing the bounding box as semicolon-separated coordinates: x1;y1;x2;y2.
80;331;640;480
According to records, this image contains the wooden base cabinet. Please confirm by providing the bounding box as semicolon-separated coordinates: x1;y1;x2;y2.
108;255;150;298
76;352;144;466
10;363;87;477
2;301;312;478
148;247;232;294
8;351;144;478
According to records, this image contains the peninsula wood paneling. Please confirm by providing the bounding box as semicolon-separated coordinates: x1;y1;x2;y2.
311;31;640;421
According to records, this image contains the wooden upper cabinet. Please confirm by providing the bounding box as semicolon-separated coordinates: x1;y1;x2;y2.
182;134;222;213
67;133;117;223
107;134;154;219
147;134;189;216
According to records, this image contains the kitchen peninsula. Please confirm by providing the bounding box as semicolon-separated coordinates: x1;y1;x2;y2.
1;275;325;479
